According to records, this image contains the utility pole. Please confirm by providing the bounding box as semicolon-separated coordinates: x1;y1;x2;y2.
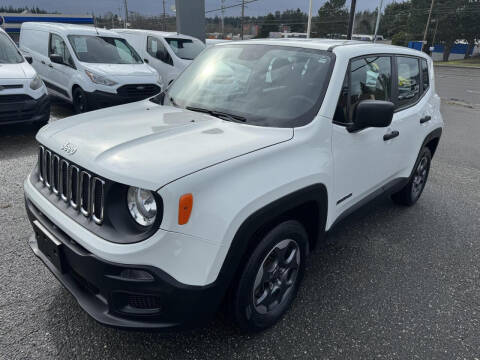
221;0;225;38
162;0;166;31
373;0;384;43
422;0;435;52
307;0;313;38
123;0;128;28
347;0;356;40
241;0;245;40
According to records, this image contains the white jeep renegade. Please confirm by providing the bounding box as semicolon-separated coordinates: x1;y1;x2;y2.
24;39;443;332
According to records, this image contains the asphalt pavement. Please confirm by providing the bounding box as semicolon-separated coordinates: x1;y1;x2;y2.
0;67;479;359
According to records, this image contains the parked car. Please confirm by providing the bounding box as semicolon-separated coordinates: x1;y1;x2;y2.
114;29;205;86
19;23;161;113
206;38;231;47
24;39;443;332
0;27;50;126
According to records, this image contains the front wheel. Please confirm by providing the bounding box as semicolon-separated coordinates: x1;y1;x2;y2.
392;147;432;206
72;87;89;114
232;220;308;332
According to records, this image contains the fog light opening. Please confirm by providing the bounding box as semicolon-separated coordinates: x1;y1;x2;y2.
119;269;154;281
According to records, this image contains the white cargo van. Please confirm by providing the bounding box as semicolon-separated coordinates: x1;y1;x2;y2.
113;29;205;86
19;23;161;113
0;27;50;126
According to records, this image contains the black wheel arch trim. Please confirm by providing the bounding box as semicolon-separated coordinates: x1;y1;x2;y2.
420;127;442;158
214;184;328;301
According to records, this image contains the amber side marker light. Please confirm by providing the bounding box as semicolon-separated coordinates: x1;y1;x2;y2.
178;193;193;225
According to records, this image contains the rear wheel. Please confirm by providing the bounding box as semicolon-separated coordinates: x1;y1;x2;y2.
232;220;308;332
392;147;432;206
72;87;89;114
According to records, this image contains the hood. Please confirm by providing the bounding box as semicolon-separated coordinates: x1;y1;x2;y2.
0;62;36;80
82;63;156;77
37;101;293;190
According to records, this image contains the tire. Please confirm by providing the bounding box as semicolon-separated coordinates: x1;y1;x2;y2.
232;220;308;332
72;87;89;114
392;147;432;206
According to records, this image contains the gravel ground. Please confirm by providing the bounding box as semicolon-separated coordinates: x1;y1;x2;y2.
0;68;479;359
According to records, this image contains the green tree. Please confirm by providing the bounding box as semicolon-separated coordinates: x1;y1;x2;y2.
458;0;480;58
314;0;349;38
379;2;411;38
281;9;308;33
257;13;278;38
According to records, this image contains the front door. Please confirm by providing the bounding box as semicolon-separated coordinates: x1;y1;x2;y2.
332;55;398;215
146;36;176;85
47;33;76;100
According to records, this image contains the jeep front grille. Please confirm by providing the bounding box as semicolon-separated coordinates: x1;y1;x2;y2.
38;146;105;224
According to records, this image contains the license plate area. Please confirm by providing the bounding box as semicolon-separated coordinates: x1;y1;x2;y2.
33;220;65;273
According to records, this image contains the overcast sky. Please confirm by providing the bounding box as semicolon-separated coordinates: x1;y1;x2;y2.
5;0;403;17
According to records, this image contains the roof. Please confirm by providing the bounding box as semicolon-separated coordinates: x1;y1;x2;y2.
20;22;118;37
112;28;199;41
217;38;431;60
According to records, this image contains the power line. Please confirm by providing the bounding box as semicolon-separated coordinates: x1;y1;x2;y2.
206;0;261;14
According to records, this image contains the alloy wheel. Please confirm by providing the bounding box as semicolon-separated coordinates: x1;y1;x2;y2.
252;239;301;314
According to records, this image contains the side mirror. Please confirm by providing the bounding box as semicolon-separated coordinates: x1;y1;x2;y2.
348;100;394;132
49;54;63;65
25;56;33;64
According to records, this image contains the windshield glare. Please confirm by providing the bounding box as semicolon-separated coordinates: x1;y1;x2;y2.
165;38;205;60
68;35;142;64
0;32;23;64
161;44;333;127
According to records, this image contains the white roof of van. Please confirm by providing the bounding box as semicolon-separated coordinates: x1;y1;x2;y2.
21;22;121;38
112;28;199;41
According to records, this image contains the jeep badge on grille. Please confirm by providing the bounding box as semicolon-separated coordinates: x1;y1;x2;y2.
61;141;78;155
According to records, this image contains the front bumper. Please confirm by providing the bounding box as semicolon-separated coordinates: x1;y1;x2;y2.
25;198;223;331
0;93;50;125
86;87;160;110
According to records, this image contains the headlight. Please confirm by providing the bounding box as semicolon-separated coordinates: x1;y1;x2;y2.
29;75;43;90
127;187;157;226
85;70;117;86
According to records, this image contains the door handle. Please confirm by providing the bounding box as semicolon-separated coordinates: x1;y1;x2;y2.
41;60;46;65
48;64;53;68
420;115;431;124
383;130;399;141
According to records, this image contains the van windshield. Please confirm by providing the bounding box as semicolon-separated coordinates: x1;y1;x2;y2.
0;32;23;64
153;44;334;128
165;38;205;60
68;35;143;64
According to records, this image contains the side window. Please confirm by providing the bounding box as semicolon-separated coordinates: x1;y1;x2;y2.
349;56;392;121
147;36;172;65
115;39;135;63
49;33;74;67
421;59;429;93
396;56;420;106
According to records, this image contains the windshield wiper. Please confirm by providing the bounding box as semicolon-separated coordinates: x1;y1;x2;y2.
186;106;247;123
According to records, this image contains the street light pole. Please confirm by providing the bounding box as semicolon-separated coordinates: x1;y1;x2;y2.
422;0;435;51
347;0;356;40
373;0;384;43
307;0;313;38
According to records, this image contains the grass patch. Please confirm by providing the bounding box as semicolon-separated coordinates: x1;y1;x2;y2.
435;57;480;68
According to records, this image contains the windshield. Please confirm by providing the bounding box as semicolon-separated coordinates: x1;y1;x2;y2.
68;35;142;64
0;32;23;64
155;44;334;127
165;37;205;60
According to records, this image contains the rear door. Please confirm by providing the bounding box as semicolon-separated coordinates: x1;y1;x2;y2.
388;56;432;177
332;55;398;214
